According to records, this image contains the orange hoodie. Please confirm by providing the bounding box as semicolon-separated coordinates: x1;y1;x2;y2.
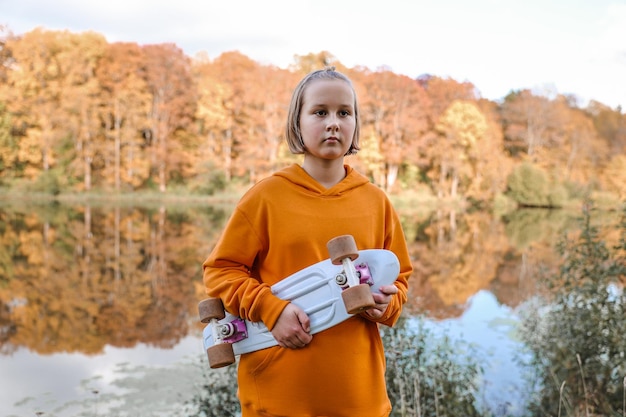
203;164;412;417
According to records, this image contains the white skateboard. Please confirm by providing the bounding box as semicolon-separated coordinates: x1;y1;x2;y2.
198;235;401;368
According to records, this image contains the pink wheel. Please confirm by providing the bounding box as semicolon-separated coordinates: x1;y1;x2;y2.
342;284;375;314
198;298;226;323
207;343;236;368
327;235;359;265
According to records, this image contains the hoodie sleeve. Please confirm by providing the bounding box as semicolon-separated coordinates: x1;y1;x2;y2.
202;205;290;331
363;198;412;327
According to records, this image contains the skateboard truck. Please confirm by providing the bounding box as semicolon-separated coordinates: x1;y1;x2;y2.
198;298;240;368
327;235;376;314
334;262;374;288
217;318;248;343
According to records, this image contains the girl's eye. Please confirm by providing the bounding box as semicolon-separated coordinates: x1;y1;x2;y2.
340;110;351;117
314;110;327;116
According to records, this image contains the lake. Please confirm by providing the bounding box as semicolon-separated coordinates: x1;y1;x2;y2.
0;200;624;416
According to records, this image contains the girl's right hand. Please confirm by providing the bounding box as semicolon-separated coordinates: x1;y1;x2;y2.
271;304;312;349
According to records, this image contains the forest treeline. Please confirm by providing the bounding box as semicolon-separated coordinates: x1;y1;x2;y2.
0;27;624;206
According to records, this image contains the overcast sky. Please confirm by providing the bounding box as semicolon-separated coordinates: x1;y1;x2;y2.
2;0;625;110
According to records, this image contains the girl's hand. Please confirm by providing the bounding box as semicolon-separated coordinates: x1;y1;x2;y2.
271;303;312;349
363;285;398;320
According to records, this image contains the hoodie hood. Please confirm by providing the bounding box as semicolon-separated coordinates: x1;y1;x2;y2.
273;164;370;196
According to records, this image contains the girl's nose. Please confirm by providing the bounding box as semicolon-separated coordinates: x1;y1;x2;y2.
326;116;339;130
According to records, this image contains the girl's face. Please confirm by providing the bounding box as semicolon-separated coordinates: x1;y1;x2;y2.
299;79;356;162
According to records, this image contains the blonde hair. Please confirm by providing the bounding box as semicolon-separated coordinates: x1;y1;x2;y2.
285;67;361;155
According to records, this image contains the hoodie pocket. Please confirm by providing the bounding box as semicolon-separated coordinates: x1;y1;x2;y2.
241;345;283;376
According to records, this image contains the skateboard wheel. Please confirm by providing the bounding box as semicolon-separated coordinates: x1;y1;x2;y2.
207;343;236;369
198;298;226;323
327;235;359;265
342;283;375;314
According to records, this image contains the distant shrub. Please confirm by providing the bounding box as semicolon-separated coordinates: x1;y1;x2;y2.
506;162;567;208
190;164;227;196
29;169;64;195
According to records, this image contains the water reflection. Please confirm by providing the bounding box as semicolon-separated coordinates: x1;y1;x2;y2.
0;201;623;416
384;290;532;416
0;202;228;356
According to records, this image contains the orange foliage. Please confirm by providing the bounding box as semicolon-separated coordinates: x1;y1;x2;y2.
0;27;623;204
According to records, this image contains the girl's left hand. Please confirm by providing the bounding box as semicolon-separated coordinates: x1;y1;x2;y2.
363;285;398;320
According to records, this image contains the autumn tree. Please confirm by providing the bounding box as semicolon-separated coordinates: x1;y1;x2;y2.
0;25;12;83
500;89;563;160
356;69;430;191
1;30;108;192
192;53;228;179
602;154;626;199
557;103;609;186
96;42;151;191
0;103;16;182
417;75;477;123
0;31;21;182
143;43;196;192
502;91;613;196
200;51;260;182
241;64;298;182
426;100;492;199
475;99;512;200
289;51;346;75
56;31;106;191
588;100;626;155
413;75;482;195
586;101;626;199
0;27;623;204
2;29;68;181
0;27;17;181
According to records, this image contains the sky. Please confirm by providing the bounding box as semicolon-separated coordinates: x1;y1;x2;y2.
1;0;625;110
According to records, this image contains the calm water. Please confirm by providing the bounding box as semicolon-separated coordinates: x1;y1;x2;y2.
0;201;623;416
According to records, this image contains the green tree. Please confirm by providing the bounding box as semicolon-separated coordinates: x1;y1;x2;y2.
506;162;567;208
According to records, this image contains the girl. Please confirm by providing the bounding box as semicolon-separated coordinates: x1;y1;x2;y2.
203;67;412;417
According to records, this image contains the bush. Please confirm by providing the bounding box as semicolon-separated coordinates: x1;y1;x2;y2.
189;165;227;196
29;169;64;195
383;317;484;417
186;362;240;417
506;162;567;208
187;317;486;417
518;204;626;416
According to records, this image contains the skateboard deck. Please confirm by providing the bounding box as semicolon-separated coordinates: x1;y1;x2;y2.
200;248;400;366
